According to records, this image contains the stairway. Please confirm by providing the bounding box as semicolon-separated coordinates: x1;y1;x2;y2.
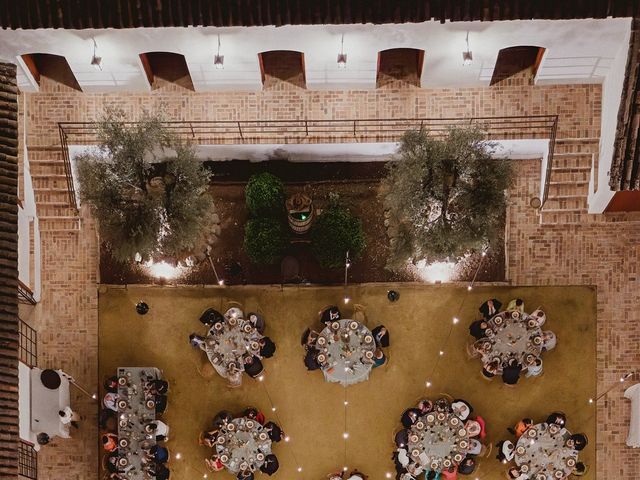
539;139;597;225
28;147;81;233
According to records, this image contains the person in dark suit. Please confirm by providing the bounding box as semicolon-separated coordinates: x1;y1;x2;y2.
458;456;476;475
304;348;321;371
244;356;264;378
401;408;421;428
213;410;233;427
247;312;265;334
502;359;522;385
259;337;276;358
321;306;341;325
570;433;588;451
155;465;170;480
155;395;168;414
372;325;390;347
104;376;118;393
237;470;254;480
468;320;488;340
546;411;567;427
479;299;502;319
264;421;284;442
259;454;279;475
395;428;409;448
200;308;224;327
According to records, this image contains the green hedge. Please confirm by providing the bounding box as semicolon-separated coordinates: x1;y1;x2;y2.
245;172;285;216
311;205;365;268
244;217;288;265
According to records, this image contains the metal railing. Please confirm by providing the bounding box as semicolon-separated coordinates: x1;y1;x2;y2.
19;318;37;367
19;440;38;479
58;114;559;210
18;279;37;305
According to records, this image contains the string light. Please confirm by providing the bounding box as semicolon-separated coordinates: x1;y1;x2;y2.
343;466;348;471
175;453;182;460
467;285;473;291
343;432;349;439
91;393;97;399
258;375;265;382
425;381;432;388
439;350;444;356
297;467;302;472
271;406;277;411
386;474;392;479
344;297;350;304
284;436;290;442
453;317;459;324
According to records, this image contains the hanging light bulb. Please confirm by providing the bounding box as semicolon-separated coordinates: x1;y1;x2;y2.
91;38;102;70
214;34;224;69
462;32;473;66
337;34;347;68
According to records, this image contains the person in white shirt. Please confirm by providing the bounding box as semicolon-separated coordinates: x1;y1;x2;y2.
542;331;557;351
146;420;169;441
103;392;118;411
58;406;80;426
625;382;640;447
397;448;410;467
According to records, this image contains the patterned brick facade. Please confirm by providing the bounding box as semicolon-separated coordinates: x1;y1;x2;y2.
20;78;639;479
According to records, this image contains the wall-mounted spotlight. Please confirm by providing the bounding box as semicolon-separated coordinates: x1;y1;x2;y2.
337;34;347;69
91;38;102;71
214;34;224;69
462;32;473;66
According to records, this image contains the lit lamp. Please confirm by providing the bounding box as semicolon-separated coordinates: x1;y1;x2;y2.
462;31;473;66
337;34;347;69
214;34;224;69
91;38;102;70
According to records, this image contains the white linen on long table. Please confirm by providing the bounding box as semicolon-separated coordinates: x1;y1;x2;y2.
117;367;161;479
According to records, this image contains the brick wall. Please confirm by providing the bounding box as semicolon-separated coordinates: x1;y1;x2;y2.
22;78;640;480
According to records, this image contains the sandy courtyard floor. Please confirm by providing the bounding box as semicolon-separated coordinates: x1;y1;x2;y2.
98;284;596;480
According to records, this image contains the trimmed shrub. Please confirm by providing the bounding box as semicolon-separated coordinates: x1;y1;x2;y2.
244;217;288;265
311;205;365;268
245;173;285;216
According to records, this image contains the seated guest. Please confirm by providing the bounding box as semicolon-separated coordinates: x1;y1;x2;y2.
155;395;168;414
155;465;171;480
244;355;264;378
371;325;390;347
502;359;522;385
243;407;266;425
401;408;421;428
149;379;169;395
525;358;543;378
441;465;458;480
434;398;451;412
259;454;279;475
457;456;476;475
213;410;233;427
104;376;118;393
264;421;284;442
508;418;533;438
200;308;224;327
205;456;224;471
247;312;265;334
506;298;524;312
479;299;502;319
225;307;244;320
405;462;424;476
101;433;118;452
496;440;515;462
468;320;488;340
465;438;482;456
572;462;589;476
464;420;481;438
474;415;487;440
417;399;433;414
530;309;546;326
237;470;254;480
320;306;341;325
546;411;566;427
150;445;169;464
304;348;322;371
347;470;367;480
200;429;219;447
105;451;119;473
482;359;500;379
396;447;410;468
507;467;526;480
145;420;169;441
372;349;387;368
301;328;320;349
103;392;118;411
452;399;473;421
395;428;409;448
425;471;440;480
189;333;206;349
100;409;117;432
570;433;588;451
259;337;276;358
542;331;557;351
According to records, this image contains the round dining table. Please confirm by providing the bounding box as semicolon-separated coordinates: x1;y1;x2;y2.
315;319;376;386
514;422;579;479
214;416;272;475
